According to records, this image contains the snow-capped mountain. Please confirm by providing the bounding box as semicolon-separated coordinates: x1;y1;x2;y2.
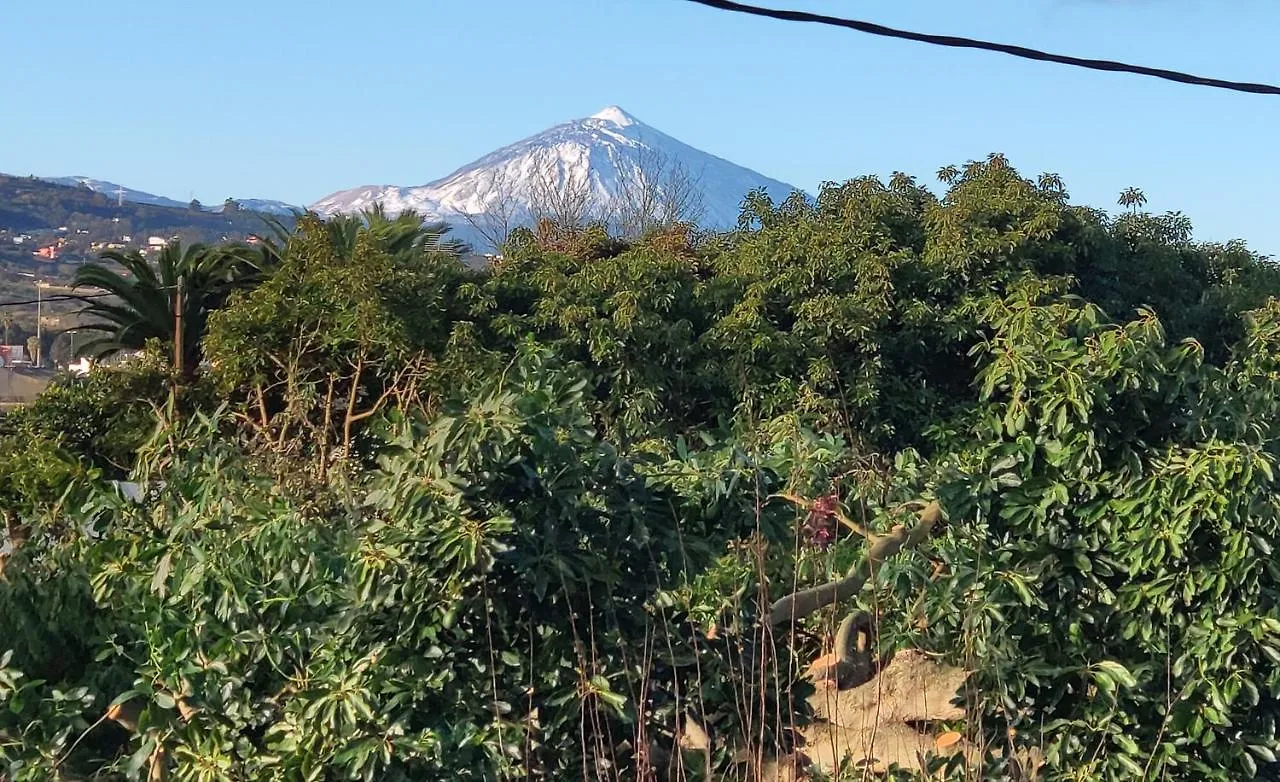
41;176;298;216
309;106;803;246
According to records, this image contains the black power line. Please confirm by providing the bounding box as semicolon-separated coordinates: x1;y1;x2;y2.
0;292;114;309
684;0;1280;96
0;280;186;310
0;290;149;309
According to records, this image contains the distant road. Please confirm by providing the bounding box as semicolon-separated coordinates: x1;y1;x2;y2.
0;367;52;405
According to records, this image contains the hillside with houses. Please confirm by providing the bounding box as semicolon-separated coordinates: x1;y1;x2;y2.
0;174;292;281
0;175;296;364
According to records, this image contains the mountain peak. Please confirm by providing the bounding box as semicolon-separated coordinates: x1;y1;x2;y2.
588;105;639;127
309;107;804;249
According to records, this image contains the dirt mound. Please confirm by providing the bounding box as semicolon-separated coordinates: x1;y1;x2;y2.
755;649;969;779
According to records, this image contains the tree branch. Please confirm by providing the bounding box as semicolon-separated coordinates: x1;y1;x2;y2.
769;500;941;626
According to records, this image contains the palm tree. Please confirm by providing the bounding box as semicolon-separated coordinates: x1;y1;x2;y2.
0;313;12;346
68;211;459;377
1038;173;1065;194
72;241;256;376
251;212;295;271
321;205;469;260
1118;187;1147;214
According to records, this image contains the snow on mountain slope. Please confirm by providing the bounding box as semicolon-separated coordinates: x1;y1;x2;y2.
41;176;298;216
44;176;189;209
220;199;299;216
309;106;804;242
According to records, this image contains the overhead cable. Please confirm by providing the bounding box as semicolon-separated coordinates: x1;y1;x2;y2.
684;0;1280;96
0;292;115;309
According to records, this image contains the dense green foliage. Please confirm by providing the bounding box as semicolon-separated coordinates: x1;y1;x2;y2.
5;156;1280;780
204;209;471;467
1;356;170;475
468;160;1274;452
862;283;1280;780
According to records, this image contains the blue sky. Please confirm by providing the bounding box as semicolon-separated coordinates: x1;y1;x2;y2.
3;0;1279;252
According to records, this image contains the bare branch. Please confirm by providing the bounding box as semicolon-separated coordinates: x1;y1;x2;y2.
609;143;706;238
458;165;521;253
528;147;601;230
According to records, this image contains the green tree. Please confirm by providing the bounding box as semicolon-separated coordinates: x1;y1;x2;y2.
3;355;171;474
204;210;470;466
320;203;469;258
1118;186;1148;213
909;290;1280;780
0;351;809;780
0;436;82;547
470;222;712;439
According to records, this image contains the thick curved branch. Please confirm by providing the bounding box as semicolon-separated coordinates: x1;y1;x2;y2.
769;500;941;627
807;609;877;688
832;609;872;665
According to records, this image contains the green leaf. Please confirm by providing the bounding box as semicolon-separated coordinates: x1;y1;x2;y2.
150;551;173;598
1249;744;1277;763
176;559;206;598
1113;752;1144;776
1004;573;1035;606
1092;661;1136;690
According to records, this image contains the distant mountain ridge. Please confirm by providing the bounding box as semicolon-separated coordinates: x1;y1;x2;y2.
41;176;298;216
20;106;804;251
0;174;297;279
309;106;805;247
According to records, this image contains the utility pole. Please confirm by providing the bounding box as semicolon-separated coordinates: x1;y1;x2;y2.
35;280;42;368
173;276;184;377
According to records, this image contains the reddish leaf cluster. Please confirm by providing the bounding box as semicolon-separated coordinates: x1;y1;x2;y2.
802;493;839;550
